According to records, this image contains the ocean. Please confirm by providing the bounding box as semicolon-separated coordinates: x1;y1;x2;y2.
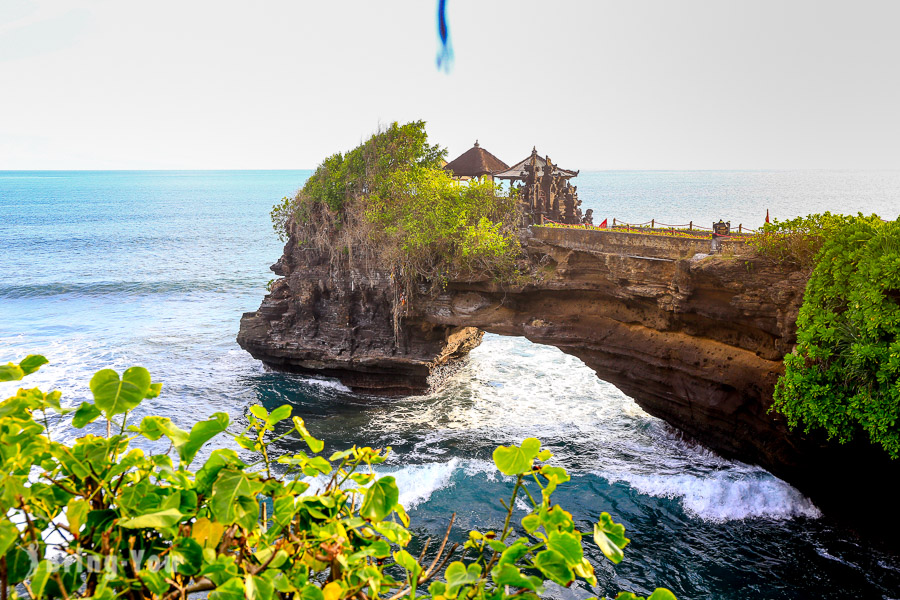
2;170;900;599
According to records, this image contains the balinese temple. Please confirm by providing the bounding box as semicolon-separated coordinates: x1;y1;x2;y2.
494;147;584;225
443;141;509;181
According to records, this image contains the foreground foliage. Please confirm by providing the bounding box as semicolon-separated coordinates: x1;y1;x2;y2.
0;356;675;600
271;121;522;296
769;215;900;457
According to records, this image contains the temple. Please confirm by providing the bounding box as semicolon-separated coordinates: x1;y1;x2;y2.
444;143;585;225
494;148;584;225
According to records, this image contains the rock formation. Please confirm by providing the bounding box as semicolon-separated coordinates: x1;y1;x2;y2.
239;226;900;544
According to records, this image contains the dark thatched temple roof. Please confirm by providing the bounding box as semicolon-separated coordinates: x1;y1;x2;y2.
443;141;509;178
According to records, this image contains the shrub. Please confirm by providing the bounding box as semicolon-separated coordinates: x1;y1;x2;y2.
771;216;900;457
0;356;675;600
747;212;865;268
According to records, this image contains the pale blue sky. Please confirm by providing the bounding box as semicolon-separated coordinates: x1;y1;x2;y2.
2;0;899;170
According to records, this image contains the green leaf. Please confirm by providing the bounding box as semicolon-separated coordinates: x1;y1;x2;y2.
30;560;53;598
293;417;324;453
268;405;292;424
539;465;570;484
303;456;331;476
498;540;530;567
0;363;25;382
171;537;203;575
393;549;421;575
573;558;597;586
373;521;411;546
303;434;324;453
209;577;245;600
139;416;189;445
329;448;355;461
246;574;275;600
5;546;32;584
540;503;575;533
42;390;63;412
648;590;678;600
66;498;90;534
594;512;630;565
249;405;268;421
201;554;240;586
350;473;375;486
298;584;325;600
119;507;183;529
491;564;543;593
274;495;299;527
195;449;246;495
532;549;574;586
360;475;399;521
138;569;170;596
90;367;152;416
211;469;259;527
547;530;583;567
492;437;541;475
72;402;102;428
178;412;229;464
0;520;19;555
19;355;49;375
445;561;481;591
521;512;540;533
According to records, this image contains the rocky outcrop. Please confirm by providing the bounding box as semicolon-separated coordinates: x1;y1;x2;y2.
238;227;900;543
238;244;483;395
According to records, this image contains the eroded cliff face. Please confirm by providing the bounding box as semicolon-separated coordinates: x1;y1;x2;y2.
237;240;483;395
238;227;900;541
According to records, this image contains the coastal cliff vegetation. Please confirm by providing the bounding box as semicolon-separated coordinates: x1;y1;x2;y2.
0;357;675;600
271;121;522;297
753;215;900;457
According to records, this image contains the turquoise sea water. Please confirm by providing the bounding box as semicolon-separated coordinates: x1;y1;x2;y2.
2;170;900;599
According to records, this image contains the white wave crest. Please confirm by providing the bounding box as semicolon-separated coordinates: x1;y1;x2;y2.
384;459;460;509
302;377;351;392
601;470;822;522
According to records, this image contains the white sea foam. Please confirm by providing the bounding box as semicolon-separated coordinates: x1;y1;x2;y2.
302;377;352;392
600;469;821;522
302;460;464;510
384;459;460;509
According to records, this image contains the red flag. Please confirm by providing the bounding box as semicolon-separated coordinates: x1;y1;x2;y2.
765;209;770;224
599;218;608;228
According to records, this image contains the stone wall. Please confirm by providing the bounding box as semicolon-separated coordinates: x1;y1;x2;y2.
531;226;714;259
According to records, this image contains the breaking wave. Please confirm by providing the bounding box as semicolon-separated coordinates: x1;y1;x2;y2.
600;469;821;522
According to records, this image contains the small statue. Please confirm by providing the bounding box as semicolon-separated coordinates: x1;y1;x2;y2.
582;209;594;226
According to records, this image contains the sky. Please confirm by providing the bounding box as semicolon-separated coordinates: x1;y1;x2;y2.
1;0;899;170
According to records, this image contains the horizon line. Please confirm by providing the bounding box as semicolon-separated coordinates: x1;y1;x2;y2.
3;167;900;173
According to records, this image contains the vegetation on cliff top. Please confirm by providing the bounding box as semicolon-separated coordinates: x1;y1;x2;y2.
271;121;522;295
754;215;900;458
0;356;675;600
